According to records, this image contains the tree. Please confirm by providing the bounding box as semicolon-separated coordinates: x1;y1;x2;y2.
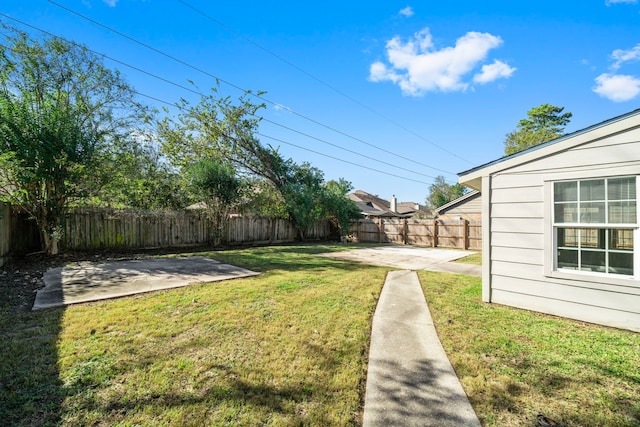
95;138;189;210
321;179;362;236
426;175;467;209
187;159;245;245
0;25;146;254
504;104;572;155
157;87;360;240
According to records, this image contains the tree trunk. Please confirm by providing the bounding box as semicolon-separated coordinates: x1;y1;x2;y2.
41;229;60;255
39;215;61;255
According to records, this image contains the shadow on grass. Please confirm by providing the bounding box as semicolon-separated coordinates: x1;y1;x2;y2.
61;329;367;425
0;288;65;425
0;243;379;425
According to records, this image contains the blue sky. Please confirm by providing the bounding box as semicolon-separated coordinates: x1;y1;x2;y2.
3;1;640;203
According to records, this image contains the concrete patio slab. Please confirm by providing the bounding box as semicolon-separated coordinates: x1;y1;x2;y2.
318;246;481;276
33;256;259;310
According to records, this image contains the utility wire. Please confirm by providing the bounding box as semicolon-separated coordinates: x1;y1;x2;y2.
132;91;431;184
0;14;434;185
177;0;473;165
46;0;457;176
0;13;441;181
256;133;431;185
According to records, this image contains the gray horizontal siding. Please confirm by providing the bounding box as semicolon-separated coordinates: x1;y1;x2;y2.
491;286;640;332
487;131;640;331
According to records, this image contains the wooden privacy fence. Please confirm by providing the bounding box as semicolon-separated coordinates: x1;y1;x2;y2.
61;208;331;250
2;207;332;255
349;218;481;250
2;207;479;259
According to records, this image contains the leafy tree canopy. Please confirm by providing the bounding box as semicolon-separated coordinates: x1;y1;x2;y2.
504;104;572;156
187;158;245;245
0;23;147;254
426;175;467;209
157;87;360;239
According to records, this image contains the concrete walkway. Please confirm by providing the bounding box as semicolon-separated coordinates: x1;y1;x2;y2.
363;270;481;426
318;246;482;276
33;257;259;310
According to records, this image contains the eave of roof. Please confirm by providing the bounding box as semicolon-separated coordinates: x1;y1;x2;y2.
435;190;480;214
458;107;640;182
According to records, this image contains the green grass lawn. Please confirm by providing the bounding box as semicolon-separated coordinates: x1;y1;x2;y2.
1;244;639;426
0;244;387;426
419;269;640;426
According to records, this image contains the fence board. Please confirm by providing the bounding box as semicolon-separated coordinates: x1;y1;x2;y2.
349;218;481;250
4;206;481;258
55;208;331;250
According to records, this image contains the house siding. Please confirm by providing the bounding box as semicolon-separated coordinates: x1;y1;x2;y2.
486;128;640;331
436;192;482;221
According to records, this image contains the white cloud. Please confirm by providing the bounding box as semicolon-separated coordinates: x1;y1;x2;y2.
593;73;640;101
611;44;640;70
368;28;513;95
399;6;414;17
103;0;119;6
605;0;637;5
473;60;516;84
593;43;640;102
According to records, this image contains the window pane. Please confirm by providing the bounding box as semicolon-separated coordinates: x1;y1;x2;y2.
609;201;637;224
610;229;634;250
558;228;578;247
581;250;606;272
580;228;605;249
608;177;636;201
580;202;605;223
580;179;605;201
558;248;578;270
554;177;636;278
555;203;578;223
555;181;577;202
609;252;633;276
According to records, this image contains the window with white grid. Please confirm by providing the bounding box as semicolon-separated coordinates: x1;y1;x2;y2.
553;177;637;277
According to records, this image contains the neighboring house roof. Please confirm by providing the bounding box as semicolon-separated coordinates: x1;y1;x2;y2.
349;190;429;217
434;190;480;215
348;190;390;211
352;201;399;218
459;108;640;189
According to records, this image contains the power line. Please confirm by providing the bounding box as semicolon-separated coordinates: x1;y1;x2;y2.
176;0;474;165
0;14;435;185
132;92;431;184
258;117;440;180
256;133;431;185
0;13;442;181
45;0;458;176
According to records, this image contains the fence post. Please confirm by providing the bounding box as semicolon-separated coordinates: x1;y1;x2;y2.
432;219;438;248
462;220;468;250
378;218;383;243
403;218;408;245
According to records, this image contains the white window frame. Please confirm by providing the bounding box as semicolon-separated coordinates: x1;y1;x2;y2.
544;173;640;286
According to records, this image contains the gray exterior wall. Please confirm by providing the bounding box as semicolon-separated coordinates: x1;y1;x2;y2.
437;192;482;221
484;126;640;331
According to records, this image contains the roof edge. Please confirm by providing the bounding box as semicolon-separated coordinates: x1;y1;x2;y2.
458;107;640;178
435;190;480;214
